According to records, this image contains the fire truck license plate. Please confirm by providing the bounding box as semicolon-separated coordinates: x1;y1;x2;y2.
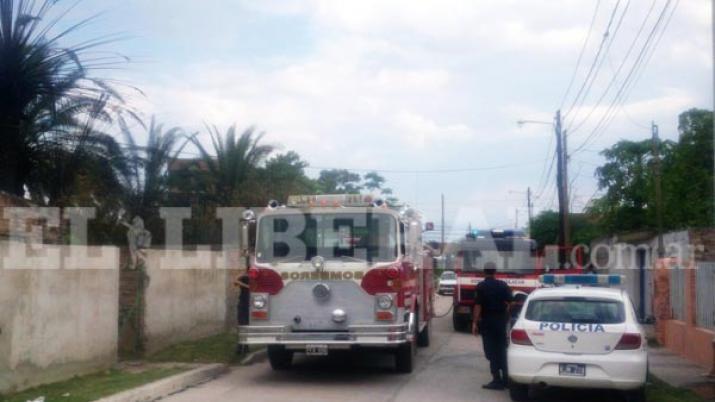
306;344;329;356
559;363;586;377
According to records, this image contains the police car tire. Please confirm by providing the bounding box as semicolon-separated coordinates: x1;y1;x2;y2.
508;382;529;401
267;345;293;370
624;387;646;402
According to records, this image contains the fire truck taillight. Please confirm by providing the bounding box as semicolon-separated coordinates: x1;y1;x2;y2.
361;266;400;295
510;329;533;346
249;267;284;295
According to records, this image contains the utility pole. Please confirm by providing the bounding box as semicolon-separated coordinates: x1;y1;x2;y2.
515;208;519;228
440;193;445;255
555;110;569;267
652;122;665;258
527;187;534;236
563;128;570;250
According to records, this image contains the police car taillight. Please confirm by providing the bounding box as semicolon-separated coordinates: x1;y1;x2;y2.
510;329;533;346
615;333;642;350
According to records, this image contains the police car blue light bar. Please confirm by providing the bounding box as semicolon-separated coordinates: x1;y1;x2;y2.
539;274;624;286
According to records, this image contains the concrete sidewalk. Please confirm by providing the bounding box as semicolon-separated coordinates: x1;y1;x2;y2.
648;347;715;399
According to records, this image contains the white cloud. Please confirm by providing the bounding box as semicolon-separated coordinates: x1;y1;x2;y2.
118;0;710;226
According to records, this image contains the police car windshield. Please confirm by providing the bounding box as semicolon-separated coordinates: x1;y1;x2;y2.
256;212;398;263
525;298;625;324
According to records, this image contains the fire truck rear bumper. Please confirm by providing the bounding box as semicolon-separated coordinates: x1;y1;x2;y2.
238;322;411;347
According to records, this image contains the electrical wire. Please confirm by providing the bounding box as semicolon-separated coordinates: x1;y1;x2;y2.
563;0;623;121
566;0;659;138
572;0;676;154
565;0;632;132
559;0;603;110
303;159;548;175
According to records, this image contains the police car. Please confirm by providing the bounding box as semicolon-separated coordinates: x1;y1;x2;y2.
507;275;648;402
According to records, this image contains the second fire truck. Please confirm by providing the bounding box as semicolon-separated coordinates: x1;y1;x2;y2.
238;194;434;373
451;229;582;331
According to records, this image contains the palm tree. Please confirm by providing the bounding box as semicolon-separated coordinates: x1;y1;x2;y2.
189;125;274;205
120;116;188;218
0;0;127;197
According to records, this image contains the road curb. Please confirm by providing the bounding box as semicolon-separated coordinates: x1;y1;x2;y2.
240;348;267;365
94;363;228;402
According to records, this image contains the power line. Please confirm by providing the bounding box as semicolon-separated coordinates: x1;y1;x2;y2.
534;131;555;198
559;0;603;110
572;0;676;155
303;159;548;174
563;0;624;121
566;0;659;138
565;0;632;131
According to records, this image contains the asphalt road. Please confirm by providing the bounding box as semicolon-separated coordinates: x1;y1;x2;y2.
163;295;625;402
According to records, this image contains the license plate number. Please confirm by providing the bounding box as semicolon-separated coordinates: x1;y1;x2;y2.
306;344;328;356
559;363;586;377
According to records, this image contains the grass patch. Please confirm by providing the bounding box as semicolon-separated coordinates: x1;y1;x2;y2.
646;376;710;402
0;367;185;402
146;332;256;364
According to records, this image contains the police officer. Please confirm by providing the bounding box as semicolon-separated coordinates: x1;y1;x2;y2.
235;271;250;354
472;261;513;390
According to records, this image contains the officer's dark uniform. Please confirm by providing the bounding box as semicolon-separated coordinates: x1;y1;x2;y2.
237;273;250;325
236;273;250;354
474;275;513;386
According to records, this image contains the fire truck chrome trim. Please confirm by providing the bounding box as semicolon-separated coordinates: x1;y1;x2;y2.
238;321;411;345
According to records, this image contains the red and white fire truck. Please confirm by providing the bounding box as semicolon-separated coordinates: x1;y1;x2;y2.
238;194;434;373
451;229;582;331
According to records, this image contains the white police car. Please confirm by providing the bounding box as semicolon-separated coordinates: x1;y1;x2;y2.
507;275;648;402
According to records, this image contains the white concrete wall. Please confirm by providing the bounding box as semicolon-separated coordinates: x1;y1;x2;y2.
0;241;119;393
143;249;231;354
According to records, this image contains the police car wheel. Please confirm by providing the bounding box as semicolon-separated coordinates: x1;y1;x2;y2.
267;345;293;370
623;387;646;402
508;382;530;401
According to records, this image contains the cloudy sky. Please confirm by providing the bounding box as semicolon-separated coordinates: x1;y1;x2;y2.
67;0;712;238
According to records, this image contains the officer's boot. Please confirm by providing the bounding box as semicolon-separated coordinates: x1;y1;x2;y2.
482;372;505;390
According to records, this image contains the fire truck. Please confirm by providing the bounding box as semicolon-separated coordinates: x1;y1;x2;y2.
238;194;434;373
451;229;582;331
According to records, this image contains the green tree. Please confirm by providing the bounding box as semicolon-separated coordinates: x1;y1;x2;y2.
589;139;669;232
661;108;714;228
363;172;385;191
316;169;362;194
587;108;713;234
259;151;316;202
189;125;274;205
120;117;188;216
530;211;600;250
0;0;126;197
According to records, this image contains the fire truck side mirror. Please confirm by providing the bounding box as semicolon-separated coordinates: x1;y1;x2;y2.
425;222;434;231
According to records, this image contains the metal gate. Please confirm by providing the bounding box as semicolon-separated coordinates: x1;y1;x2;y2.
669;268;686;321
696;263;715;329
